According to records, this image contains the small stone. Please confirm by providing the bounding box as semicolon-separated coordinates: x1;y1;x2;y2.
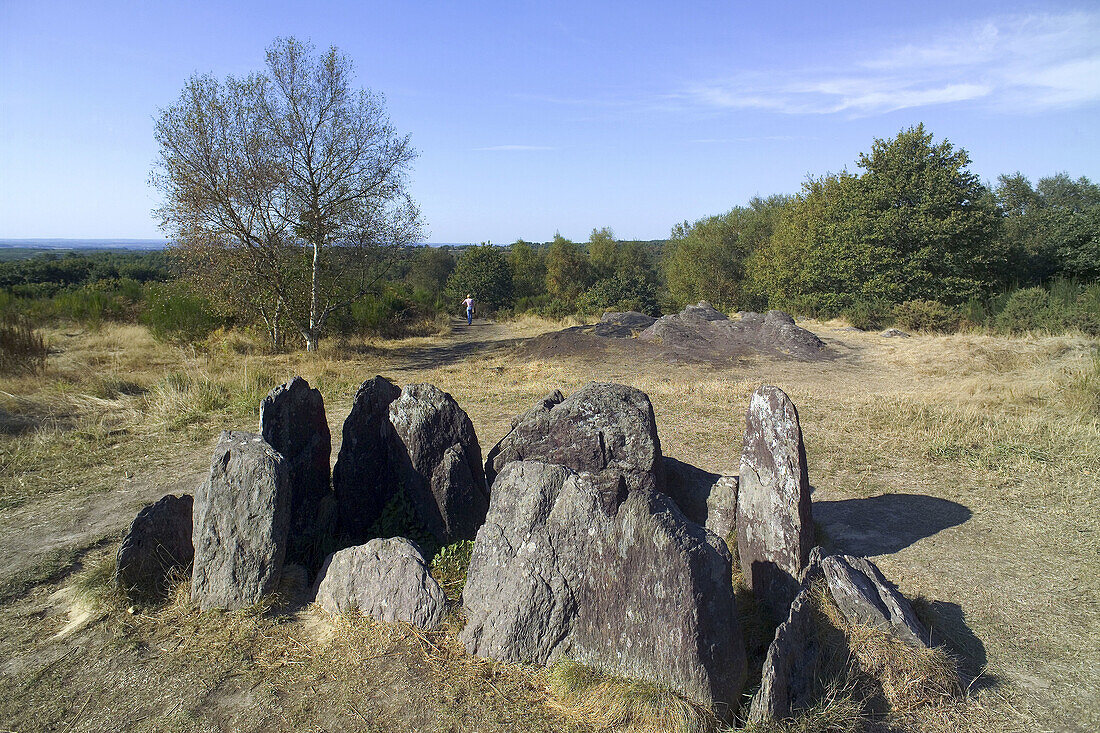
313;537;446;630
880;328;910;338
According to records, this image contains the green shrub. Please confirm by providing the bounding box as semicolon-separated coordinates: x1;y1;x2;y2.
841;299;893;330
893;300;961;333
575;274;660;317
0;314;47;374
993;287;1050;333
141;282;223;343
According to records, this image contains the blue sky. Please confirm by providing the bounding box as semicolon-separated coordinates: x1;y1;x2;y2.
1;1;1098;242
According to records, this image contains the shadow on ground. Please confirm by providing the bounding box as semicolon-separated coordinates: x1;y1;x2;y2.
813;493;972;556
395;322;527;371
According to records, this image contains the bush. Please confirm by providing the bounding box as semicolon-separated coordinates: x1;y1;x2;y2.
0;314;47;374
993;287;1050;333
893;300;961;333
842;299;893;330
141;282;224;344
575;274;660;317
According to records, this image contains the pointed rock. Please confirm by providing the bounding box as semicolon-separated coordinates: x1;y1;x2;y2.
332;376;402;544
822;554;929;647
388;383;488;546
736;385;814;621
260;376;332;569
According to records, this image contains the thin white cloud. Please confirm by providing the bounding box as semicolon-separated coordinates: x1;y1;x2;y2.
686;12;1100;116
473;144;556;151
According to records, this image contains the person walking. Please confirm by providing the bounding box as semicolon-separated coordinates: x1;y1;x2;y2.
462;294;475;325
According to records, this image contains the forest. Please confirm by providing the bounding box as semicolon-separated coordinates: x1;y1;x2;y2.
2;124;1098;361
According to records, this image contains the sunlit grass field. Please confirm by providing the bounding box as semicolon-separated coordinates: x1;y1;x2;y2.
0;317;1096;732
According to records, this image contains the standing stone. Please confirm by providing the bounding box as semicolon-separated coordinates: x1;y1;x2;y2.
663;458;739;541
822;554;929;647
749;549;825;723
736;385;814;621
191;431;291;610
461;460;746;717
484;382;664;498
260;376;332;569
115;493;194;601
312;537;446;629
332;376;402;544
388;383;489;546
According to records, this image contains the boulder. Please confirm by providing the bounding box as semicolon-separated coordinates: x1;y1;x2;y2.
313;537;446;629
191;431;291;610
736;385;814;621
749;548;826;723
638;306;827;361
484;382;664;498
880;328;911;338
388;383;489;546
592;311;657;338
332;376;402;543
115;493;194;601
460;460;746;717
662;457;738;541
822;554;929;647
259;376;332;569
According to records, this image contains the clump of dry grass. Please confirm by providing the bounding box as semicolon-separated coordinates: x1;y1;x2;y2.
547;657;719;733
0;314;47;375
736;679;866;733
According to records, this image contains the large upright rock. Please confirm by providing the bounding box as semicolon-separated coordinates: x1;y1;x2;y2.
260;376;332;568
388;383;489;546
312;537;446;629
484;382;664;498
191;431;291;610
115;493;194;601
736;385;814;621
461;460;746;717
822;554;929;647
332;376;402;543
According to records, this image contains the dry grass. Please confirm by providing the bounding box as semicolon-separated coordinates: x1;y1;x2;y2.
548;657;719;733
0;318;1097;731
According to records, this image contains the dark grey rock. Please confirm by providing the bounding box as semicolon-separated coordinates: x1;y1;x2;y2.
388;383;489;546
639;307;827;361
749;546;826;723
460;460;746;717
116;493;194;601
681;301;729;321
313;537;446;629
484;382;664;499
880;328;911;338
822;554;929;647
332;376;402;543
662;457;738;541
260;376;332;569
191;431;291;610
736;385;814;621
592;311;657;338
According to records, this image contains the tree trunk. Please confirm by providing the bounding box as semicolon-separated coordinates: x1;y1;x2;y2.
307;240;323;352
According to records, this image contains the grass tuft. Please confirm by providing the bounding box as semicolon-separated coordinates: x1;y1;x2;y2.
548;657;719;733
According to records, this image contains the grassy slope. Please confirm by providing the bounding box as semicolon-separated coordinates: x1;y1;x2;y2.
0;318;1096;732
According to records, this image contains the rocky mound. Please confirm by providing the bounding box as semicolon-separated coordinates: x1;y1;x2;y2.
516;303;828;363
